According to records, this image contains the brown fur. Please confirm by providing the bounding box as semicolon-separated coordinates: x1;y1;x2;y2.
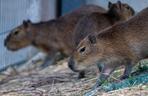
4;2;134;67
69;1;135;78
69;7;148;88
4;5;106;55
73;1;135;46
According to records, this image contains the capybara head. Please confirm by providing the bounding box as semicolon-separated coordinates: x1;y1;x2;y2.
69;34;103;70
4;20;33;51
108;1;135;20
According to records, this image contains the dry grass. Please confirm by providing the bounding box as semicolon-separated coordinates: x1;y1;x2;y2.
0;58;147;96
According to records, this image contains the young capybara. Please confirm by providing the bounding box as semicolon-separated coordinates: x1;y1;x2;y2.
4;4;106;67
69;1;135;77
73;1;135;46
4;2;134;68
68;7;148;90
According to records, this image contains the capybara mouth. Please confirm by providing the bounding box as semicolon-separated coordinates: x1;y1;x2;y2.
68;57;79;72
5;46;20;51
4;38;22;51
4;42;20;51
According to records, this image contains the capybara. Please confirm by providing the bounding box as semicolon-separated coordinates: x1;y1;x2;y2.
69;1;135;78
4;5;106;67
68;7;148;89
4;2;134;68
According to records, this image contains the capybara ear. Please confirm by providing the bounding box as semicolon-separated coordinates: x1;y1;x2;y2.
23;20;28;28
27;19;31;23
117;1;122;5
88;35;97;44
117;1;122;8
23;20;31;28
108;1;113;8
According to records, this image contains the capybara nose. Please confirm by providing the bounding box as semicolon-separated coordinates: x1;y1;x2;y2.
68;57;75;69
4;34;11;47
4;38;8;47
68;57;79;72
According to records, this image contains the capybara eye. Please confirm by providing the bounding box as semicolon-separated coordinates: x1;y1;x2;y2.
79;47;86;53
125;6;130;10
14;31;19;35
